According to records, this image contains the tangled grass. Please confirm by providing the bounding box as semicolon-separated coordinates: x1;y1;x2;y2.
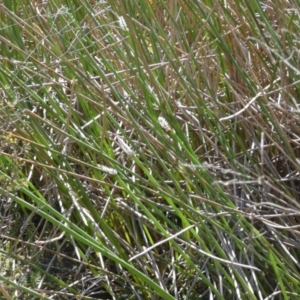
1;0;300;299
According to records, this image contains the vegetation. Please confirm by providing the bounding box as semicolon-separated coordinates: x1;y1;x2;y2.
1;0;300;299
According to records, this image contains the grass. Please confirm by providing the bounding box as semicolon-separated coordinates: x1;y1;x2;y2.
0;0;300;299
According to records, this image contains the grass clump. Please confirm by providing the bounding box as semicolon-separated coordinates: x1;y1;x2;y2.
1;0;300;299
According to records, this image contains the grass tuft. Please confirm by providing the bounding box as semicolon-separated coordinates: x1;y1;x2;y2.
1;0;300;299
